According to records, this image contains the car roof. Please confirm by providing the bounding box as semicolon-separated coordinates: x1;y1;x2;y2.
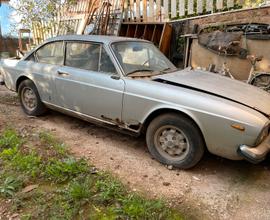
45;35;149;45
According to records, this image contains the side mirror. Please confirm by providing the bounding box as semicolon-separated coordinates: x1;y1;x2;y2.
111;75;120;80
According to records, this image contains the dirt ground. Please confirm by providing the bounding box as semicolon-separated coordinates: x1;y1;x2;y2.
0;85;270;220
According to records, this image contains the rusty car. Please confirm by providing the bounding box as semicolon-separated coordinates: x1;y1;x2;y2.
0;35;270;169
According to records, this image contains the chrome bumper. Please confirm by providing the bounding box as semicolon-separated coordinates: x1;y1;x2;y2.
238;134;270;164
0;75;4;85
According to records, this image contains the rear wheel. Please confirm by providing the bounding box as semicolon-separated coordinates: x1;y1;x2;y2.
146;113;205;169
18;80;47;116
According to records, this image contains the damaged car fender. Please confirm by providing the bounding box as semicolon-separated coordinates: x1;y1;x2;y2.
122;77;268;160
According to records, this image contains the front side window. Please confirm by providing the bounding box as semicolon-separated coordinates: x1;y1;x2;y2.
112;41;176;76
36;41;64;65
65;42;116;74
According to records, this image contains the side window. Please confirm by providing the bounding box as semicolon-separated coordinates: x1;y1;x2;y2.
65;42;100;71
65;42;116;74
100;48;117;74
25;53;36;62
36;41;64;65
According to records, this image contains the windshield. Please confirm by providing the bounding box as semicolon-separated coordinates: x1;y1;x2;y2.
111;41;176;76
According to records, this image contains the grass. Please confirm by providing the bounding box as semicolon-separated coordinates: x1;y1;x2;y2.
0;128;184;219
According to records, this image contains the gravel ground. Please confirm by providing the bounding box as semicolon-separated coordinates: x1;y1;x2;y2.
0;85;270;220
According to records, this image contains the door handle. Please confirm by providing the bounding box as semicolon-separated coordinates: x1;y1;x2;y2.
57;70;70;76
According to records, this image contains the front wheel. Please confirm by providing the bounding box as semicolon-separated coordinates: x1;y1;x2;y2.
18;80;47;116
146;113;205;169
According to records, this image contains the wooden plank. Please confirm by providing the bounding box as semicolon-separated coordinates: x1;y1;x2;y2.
197;0;203;14
187;0;194;15
163;0;169;20
135;0;140;21
179;0;185;17
156;0;161;21
206;0;213;12
149;0;154;22
143;0;147;21
171;0;177;18
227;0;234;8
216;0;223;10
124;0;128;21
159;23;172;57
130;0;134;20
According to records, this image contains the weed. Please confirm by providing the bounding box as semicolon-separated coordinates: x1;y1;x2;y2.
0;145;19;160
0;129;22;150
10;151;41;177
45;157;88;183
0;129;185;219
96;177;124;203
39;131;66;156
0;177;22;198
90;206;118;220
67;177;94;201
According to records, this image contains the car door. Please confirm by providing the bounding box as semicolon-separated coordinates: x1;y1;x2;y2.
24;41;64;104
55;41;125;121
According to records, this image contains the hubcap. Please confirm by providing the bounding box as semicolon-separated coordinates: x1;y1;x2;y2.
154;125;190;161
21;87;37;111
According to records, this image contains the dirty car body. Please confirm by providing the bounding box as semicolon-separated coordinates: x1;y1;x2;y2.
1;35;270;168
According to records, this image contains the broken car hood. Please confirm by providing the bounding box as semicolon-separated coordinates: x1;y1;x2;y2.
153;69;270;117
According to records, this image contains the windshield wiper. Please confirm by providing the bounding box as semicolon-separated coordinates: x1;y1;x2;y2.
127;69;153;76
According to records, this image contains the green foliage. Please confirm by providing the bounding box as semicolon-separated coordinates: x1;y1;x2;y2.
10;152;41;177
45;157;88;183
243;0;264;7
66;177;94;201
0;128;184;219
0;146;19;160
0;129;23;150
0;177;22;198
96;177;124;203
39;131;66;156
9;0;78;35
120;195;168;219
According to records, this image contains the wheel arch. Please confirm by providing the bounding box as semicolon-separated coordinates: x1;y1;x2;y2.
141;108;207;146
16;76;32;92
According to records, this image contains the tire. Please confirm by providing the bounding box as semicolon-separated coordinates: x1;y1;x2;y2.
18;79;47;116
146;113;205;169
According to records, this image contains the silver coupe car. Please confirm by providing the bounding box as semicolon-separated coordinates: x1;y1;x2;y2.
1;35;270;169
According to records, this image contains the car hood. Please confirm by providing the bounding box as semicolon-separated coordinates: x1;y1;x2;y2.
153;69;270;117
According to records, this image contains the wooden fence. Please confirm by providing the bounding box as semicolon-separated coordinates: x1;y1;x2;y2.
31;0;249;44
32;0;97;45
121;0;245;22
